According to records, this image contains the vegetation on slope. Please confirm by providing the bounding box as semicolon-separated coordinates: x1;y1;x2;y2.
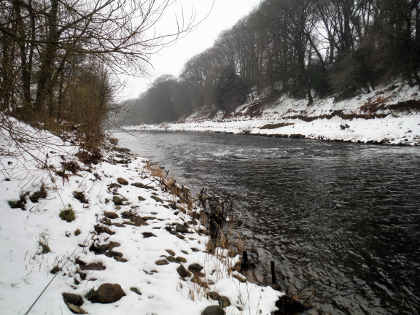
119;0;420;125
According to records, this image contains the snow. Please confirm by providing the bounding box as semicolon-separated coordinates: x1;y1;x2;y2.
125;82;420;146
0;117;281;314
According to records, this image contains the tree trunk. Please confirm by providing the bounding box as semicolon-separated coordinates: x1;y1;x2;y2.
35;0;59;114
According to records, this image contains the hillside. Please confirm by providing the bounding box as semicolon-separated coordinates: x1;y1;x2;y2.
125;82;420;146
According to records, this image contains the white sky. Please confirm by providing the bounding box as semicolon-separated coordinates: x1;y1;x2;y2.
118;0;261;101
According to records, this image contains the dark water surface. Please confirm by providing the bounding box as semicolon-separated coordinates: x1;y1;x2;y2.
114;130;420;315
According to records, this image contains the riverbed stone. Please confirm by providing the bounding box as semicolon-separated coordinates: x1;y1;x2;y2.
80;262;106;271
175;223;189;233
165;249;176;256
86;283;125;303
94;224;115;235
62;293;84;306
155;259;169;265
201;305;225;315
130;287;142;296
117;177;129;185
143;232;156;238
175;256;187;263
176;264;191;278
188;263;203;273
66;303;87;314
104;211;119;219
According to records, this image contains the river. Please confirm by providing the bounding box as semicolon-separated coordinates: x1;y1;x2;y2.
113;130;420;315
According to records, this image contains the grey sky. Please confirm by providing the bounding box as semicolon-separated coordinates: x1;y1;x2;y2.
119;0;261;101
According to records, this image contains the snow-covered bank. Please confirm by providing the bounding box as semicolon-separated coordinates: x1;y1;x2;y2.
0;119;281;314
125;83;420;146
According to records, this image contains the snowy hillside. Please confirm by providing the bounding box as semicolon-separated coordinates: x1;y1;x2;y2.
125;82;420;146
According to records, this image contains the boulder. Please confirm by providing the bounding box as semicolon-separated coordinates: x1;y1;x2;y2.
175;223;189;233
86;283;125;304
176;265;191;278
201;305;225;315
117;178;129;185
104;211;119;219
62;293;84;306
165;249;176;256
188;263;203;273
94;224;115;235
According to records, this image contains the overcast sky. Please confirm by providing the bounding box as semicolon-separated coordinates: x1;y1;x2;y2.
118;0;261;101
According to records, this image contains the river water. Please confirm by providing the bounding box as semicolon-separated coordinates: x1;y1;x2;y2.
114;130;420;315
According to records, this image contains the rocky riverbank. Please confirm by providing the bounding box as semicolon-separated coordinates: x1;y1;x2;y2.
0;119;282;314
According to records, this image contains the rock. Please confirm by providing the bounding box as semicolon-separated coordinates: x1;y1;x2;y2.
132;182;155;190
74;229;81;236
201;305;225;315
143;232;156;238
122;211;146;226
188;263;203;273
191;247;200;252
75;257;87;266
73;191;88;204
130;287;142;296
66;303;87;314
130;216;146;226
273;295;307;315
175;256;187;263
218;296;231;308
114;256;128;263
155;259;169;266
151;195;163;203
138;196;146;201
207;292;231;308
175;223;188;233
112;196;125;206
176;265;191;278
100;217;112;226
86;283;125;304
104;250;123;258
81;262;106;271
104;211;119;219
89;241;120;255
207;292;220;301
166;249;176;256
78;271;87;280
94;224;115;235
108;183;121;190
117;177;129;185
62;293;84;306
167;256;178;263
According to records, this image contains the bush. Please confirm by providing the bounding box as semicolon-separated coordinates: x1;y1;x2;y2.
60;205;76;222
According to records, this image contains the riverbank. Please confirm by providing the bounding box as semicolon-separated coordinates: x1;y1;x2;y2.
125;82;420;146
0;118;281;314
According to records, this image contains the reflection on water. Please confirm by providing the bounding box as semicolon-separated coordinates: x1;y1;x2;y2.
114;130;420;315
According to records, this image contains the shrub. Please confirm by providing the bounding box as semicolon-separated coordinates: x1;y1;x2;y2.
60;205;76;222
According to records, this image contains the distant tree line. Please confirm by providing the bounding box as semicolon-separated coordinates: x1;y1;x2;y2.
0;0;183;149
123;0;420;124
